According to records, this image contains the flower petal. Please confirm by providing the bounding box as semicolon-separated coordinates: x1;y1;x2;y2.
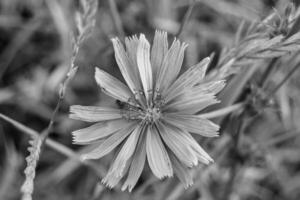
72;119;134;144
164;80;225;114
157;122;198;167
182;131;214;164
125;35;139;73
151;30;168;80
102;171;124;188
164;93;219;114
160;122;213;165
122;131;147;192
137;34;153;103
111;38;141;94
155;39;188;96
193;80;226;95
164;57;210;103
109;124;144;177
163;114;219;137
81;122;137;160
169;152;193;188
146;126;173;179
102;153;132;188
95;68;137;106
70;105;122;122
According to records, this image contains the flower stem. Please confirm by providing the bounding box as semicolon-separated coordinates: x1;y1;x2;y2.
198;103;244;119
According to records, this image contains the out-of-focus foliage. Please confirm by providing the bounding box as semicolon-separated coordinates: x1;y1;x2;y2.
1;0;300;200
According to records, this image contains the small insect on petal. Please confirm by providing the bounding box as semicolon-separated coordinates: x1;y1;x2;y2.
146;126;173;179
69;30;224;191
137;34;153;103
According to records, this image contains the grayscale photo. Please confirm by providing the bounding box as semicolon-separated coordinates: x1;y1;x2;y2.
0;0;300;199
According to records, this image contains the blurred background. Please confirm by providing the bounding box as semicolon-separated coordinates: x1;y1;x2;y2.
1;0;300;199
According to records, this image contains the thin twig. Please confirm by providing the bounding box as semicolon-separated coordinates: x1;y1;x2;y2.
198;103;244;119
267;62;300;98
259;58;278;87
223;111;245;200
176;0;196;38
108;0;125;39
0;113;105;177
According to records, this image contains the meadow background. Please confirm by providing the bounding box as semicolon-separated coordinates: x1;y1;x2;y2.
1;0;300;199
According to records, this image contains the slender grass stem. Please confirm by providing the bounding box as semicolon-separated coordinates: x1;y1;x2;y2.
108;0;125;39
267;62;300;98
198;103;244;119
176;0;196;38
0;113;105;177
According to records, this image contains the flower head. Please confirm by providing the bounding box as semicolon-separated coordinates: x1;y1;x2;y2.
70;30;225;191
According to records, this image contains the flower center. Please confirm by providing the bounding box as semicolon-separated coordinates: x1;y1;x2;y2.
144;107;161;124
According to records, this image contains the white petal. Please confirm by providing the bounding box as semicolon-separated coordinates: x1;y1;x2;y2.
183;131;213;164
112;38;141;94
122;132;146;192
125;35;139;72
72;119;134;144
124;35;145;96
146;126;173;179
164;57;210;103
151;30;168;80
155;39;188;95
81;122;137;160
164;93;219;114
137;34;153;103
157;122;198;167
161;122;213;165
95;68;137;106
102;154;132;188
169;152;193;188
102;172;123;188
109;124;143;177
123;36;147;107
193;80;226;95
163;114;219;137
70;105;122;122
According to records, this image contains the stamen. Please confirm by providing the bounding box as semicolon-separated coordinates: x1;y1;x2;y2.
133;90;147;109
143;107;161;124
